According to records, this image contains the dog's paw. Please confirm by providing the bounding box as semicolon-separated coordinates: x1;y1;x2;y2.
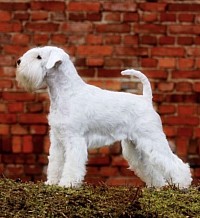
58;180;82;188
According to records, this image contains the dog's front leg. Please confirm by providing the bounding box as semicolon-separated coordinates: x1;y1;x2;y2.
45;130;65;185
58;137;88;188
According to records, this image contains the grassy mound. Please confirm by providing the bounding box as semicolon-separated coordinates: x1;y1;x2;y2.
0;179;199;217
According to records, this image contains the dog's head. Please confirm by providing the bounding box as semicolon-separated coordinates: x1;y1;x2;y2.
16;46;69;92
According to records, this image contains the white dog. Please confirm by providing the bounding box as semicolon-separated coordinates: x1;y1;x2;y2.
16;46;192;188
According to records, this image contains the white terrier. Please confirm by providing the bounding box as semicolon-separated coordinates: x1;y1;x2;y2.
16;46;192;188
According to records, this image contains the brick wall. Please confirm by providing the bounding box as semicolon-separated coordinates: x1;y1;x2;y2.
0;0;200;185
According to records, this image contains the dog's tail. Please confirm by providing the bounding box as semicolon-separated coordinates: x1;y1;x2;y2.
121;69;152;101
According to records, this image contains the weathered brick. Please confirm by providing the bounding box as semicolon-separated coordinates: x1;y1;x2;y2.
141;35;157;45
96;24;131;33
103;12;121;22
12;136;22;153
0;124;9;135
141;58;158;68
134;24;166;34
77;45;113;56
3;92;35;102
160;13;176;22
163;116;199;126
123;13;139;22
12;34;30;45
151;47;185;57
61;22;92;33
31;11;48;21
139;3;166;11
168;4;200;11
68;2;100;12
178;14;194;22
22;136;33;153
178;58;194;70
0;114;16;124
11;124;28;135
176;82;192;92
86;34;102;45
86;58;104;67
0;11;11;21
158;82;174;91
26;22;59;32
0;22;22;32
19;114;47;124
178;37;193;45
31;1;65;11
159;36;175;45
172;71;200;79
158;58;176;68
103;1;136;12
169;25;200;34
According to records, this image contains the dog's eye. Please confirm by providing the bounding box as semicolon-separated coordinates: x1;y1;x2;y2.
37;55;42;60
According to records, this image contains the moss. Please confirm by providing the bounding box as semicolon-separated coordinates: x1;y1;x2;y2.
0;179;199;217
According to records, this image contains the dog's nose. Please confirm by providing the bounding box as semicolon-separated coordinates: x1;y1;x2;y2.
17;59;21;65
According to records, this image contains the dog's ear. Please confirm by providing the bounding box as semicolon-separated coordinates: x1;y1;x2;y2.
46;51;62;69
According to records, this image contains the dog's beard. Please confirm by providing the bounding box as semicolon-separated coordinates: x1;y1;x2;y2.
16;62;46;92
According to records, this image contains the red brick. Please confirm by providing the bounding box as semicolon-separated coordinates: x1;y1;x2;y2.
0;11;11;21
134;24;166;34
178;105;197;115
68;2;100;12
12;136;22;153
115;47;148;56
178;58;194;70
158;58;176;68
0;114;16;124
105;80;121;91
0;2;29;10
169;25;200;34
3;45;28;55
24;165;42;175
99;167;118;177
8;103;23;113
30;125;47;135
88;155;110;166
159;36;175;45
163;116;199;126
123;13;139;22
141;58;158;68
61;22;92;33
163;126;176;137
0;55;13;66
176;138;188;157
0;22;22;32
158;105;176;114
86;13;101;21
31;1;65;11
86;34;102;45
11;124;28;135
160;13;176;22
193;82;200;92
22;136;33;153
168;4;200;11
176;82;192;92
12;34;30;45
26;22;59;32
3;92;35;101
158;82;174;92
5;164;24;177
33;34;49;44
141;35;157;45
144;70;168;79
96;24;131;33
19;114;47;124
14;12;29;20
77;45;113;56
104;35;121;44
104;12;121;22
142;13;158;22
111;156;128;167
26;103;43;113
178;14;194;22
172;71;200;79
31;11;48;20
86;58;104;67
187;48;200;56
139;3;166;11
151;47;185;57
0;80;12;89
178;37;193;45
103;1;136;12
0;124;9;135
177;128;193;137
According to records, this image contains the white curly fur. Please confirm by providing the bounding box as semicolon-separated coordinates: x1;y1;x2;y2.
16;46;192;188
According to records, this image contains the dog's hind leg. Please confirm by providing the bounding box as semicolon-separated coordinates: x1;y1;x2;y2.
121;139;167;187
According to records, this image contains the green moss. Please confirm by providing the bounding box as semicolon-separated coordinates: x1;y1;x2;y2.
0;179;199;217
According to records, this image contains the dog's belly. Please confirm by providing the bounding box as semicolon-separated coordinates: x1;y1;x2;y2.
85;131;125;148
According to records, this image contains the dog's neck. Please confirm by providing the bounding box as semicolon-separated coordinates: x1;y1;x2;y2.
46;61;85;111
